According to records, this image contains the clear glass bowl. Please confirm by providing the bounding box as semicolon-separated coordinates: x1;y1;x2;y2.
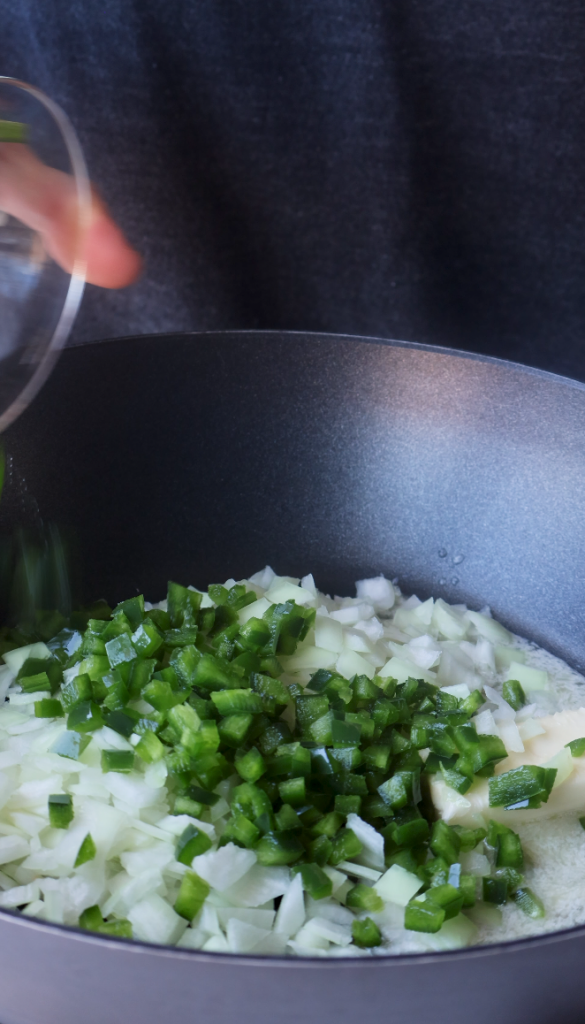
0;77;89;431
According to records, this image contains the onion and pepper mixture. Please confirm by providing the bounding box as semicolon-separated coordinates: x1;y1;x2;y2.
0;568;583;956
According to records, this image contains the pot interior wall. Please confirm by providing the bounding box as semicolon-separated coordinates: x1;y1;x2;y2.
2;331;585;672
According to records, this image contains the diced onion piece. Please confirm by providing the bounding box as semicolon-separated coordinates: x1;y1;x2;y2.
542;747;574;789
465;611;512;645
3;643;51;674
238;597;271;625
506;662;549;693
379;656;435;685
264;579;315;606
346;814;385;870
355;576;395;612
314;615;345;654
374;864;423;906
192;844;257;892
518;718;546;742
336;650;376;681
274;872;305;938
127;892;187;945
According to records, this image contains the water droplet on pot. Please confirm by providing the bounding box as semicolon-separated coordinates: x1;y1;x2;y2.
453;554;464;565
439;577;446;586
438;548;447;558
451;576;459;585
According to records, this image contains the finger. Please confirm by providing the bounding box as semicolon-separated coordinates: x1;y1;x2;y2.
0;142;142;288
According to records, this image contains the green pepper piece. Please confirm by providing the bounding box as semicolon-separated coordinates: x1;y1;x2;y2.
352;917;382;948
74;833;97;867
99;919;133;939
404;898;445;933
502;679;526;712
235;746;266;783
293;863;333;900
101;750;135;773
105;633;137;669
255;831;304;865
424;882;464;920
328;827;363;865
79;905;104;931
34;698;63;719
210;689;263;716
67;700;104;733
176;824;213;865
167;581;202;628
20;671;51;694
311;811;343;839
488;765;557;808
334;794;362;816
135;730;166;763
430;820;461;865
513;886;545;919
174;872;211;921
231;782;273;820
48;793;74;829
345;883;384;914
482;877;509;905
567;737;585;757
277;777;306;807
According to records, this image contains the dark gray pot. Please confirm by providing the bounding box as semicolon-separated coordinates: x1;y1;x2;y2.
1;331;584;1024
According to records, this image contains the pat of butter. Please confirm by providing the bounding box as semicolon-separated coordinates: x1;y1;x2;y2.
431;707;585;826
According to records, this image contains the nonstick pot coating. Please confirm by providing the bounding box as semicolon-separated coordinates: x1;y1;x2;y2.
0;331;584;1024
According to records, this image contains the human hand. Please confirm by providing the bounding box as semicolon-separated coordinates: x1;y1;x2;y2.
0;142;142;288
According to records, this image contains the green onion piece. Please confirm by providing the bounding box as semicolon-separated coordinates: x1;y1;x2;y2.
328;827;363;865
502;679;526;711
79;904;104;931
135;730;166;763
404;898;446;933
101;749;135;773
513;886;545;919
74;833;97;867
34;698;64;718
176;824;213;865
293;862;333;900
254;831;304;865
345;883;384;914
352;917;382;948
67;700;104;733
48;793;74;829
488;765;557;808
0;120;27;143
174;871;210;920
566;738;585;758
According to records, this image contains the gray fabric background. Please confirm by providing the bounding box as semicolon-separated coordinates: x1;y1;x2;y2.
2;0;585;379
